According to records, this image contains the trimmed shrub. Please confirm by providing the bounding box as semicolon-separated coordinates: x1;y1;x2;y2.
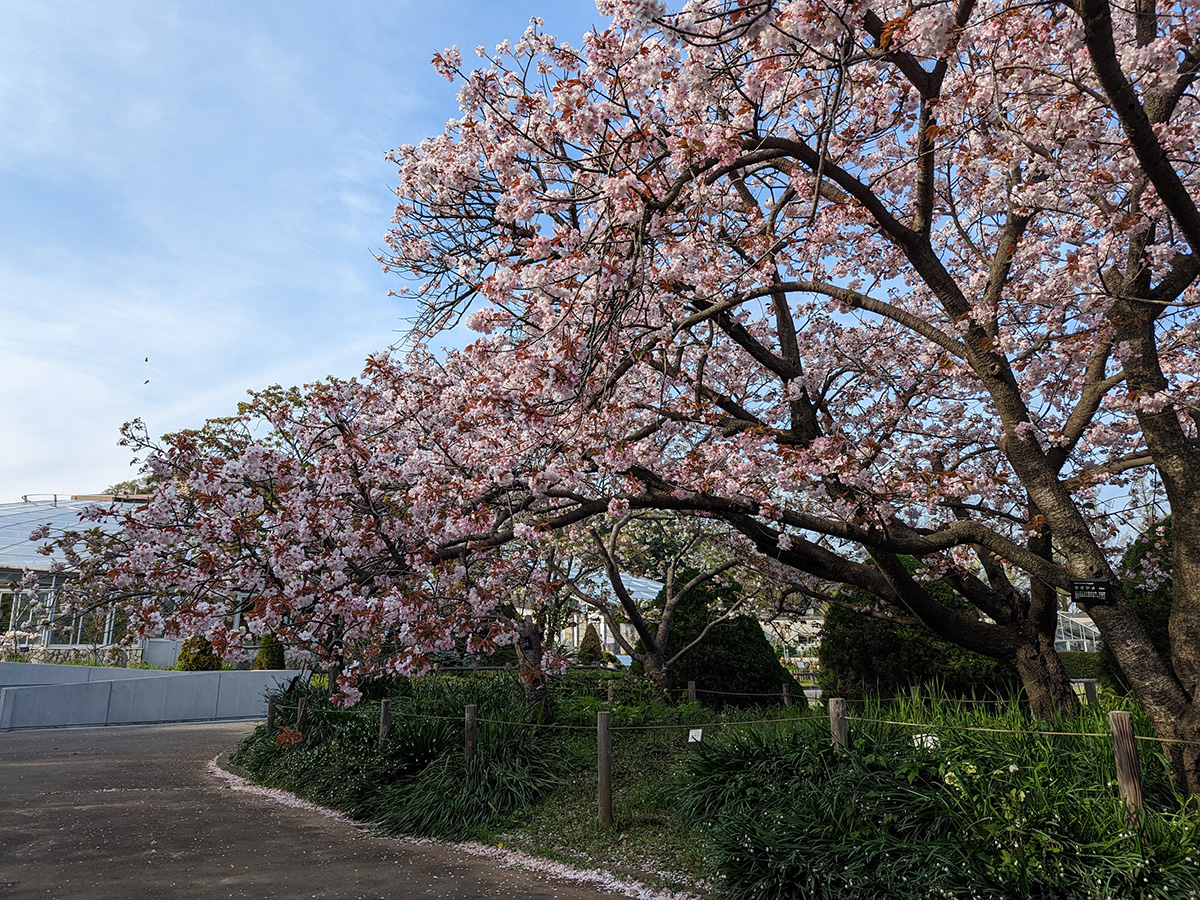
1057;650;1102;680
576;622;604;666
176;635;222;671
818;567;1021;701
253;633;286;670
667;612;796;707
635;575;798;707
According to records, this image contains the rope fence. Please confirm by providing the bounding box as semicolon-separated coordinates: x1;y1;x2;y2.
263;684;1183;828
265;698;816;733
846;715;1113;740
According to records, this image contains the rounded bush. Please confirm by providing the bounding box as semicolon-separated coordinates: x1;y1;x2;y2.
253;633;287;670
818;566;1020;701
176;635;222;671
633;574;797;707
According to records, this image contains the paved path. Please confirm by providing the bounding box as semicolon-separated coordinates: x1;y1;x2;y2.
0;724;636;900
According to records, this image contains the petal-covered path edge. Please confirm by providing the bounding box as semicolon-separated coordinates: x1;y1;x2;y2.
209;750;706;900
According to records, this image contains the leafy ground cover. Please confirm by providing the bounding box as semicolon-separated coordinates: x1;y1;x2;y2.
231;673;1200;899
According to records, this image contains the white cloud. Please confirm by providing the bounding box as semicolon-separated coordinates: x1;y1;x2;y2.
0;0;605;501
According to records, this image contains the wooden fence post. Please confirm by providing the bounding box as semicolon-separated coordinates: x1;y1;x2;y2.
266;696;276;731
1109;710;1143;822
296;696;307;732
687;680;697;703
1083;679;1098;706
597;710;613;828
782;684;792;707
379;698;391;740
465;704;477;763
829;698;848;749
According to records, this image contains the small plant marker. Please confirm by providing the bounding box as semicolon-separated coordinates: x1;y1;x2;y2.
266;696;276;731
296;696;307;732
597;710;612;828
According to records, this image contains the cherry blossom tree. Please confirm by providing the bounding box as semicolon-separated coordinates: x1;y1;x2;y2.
47;372;548;704
375;0;1200;788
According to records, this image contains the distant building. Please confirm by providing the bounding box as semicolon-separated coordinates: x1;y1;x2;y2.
1054;612;1102;653
0;495;142;661
556;573;663;657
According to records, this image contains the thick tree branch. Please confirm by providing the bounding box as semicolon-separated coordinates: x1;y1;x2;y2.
1070;0;1200;253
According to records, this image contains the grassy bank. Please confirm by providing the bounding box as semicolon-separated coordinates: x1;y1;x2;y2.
231;673;1200;899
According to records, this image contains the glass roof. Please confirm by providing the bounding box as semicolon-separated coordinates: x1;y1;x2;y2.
0;497;126;575
580;571;664;604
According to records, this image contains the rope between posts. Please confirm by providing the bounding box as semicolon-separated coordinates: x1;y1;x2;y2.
847;715;1111;739
272;700;1200;746
614;714;825;732
272;703;356;718
861;695;1027;705
360;707;591;731
392;706;819;733
273;700;822;734
1134;734;1200;748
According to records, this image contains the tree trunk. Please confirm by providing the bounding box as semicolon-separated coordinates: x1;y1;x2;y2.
635;648;671;701
1159;709;1200;794
1166;510;1200;791
514;615;547;709
1087;577;1198;792
1012;633;1080;719
868;549;1080;717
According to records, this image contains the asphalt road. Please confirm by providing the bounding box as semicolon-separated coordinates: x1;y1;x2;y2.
0;723;638;900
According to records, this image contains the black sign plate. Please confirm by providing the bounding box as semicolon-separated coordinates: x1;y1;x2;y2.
1070;579;1110;605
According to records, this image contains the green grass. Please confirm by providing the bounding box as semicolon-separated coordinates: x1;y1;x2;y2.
683;692;1200;899
491;727;712;893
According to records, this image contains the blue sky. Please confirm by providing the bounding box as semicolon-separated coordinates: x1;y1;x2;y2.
0;0;606;502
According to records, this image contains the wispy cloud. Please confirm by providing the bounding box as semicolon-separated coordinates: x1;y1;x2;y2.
0;0;605;500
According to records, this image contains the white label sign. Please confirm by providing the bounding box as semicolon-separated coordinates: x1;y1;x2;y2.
688;728;703;743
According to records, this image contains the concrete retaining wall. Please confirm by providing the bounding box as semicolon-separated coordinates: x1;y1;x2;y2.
0;661;171;686
0;666;302;731
141;638;184;668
